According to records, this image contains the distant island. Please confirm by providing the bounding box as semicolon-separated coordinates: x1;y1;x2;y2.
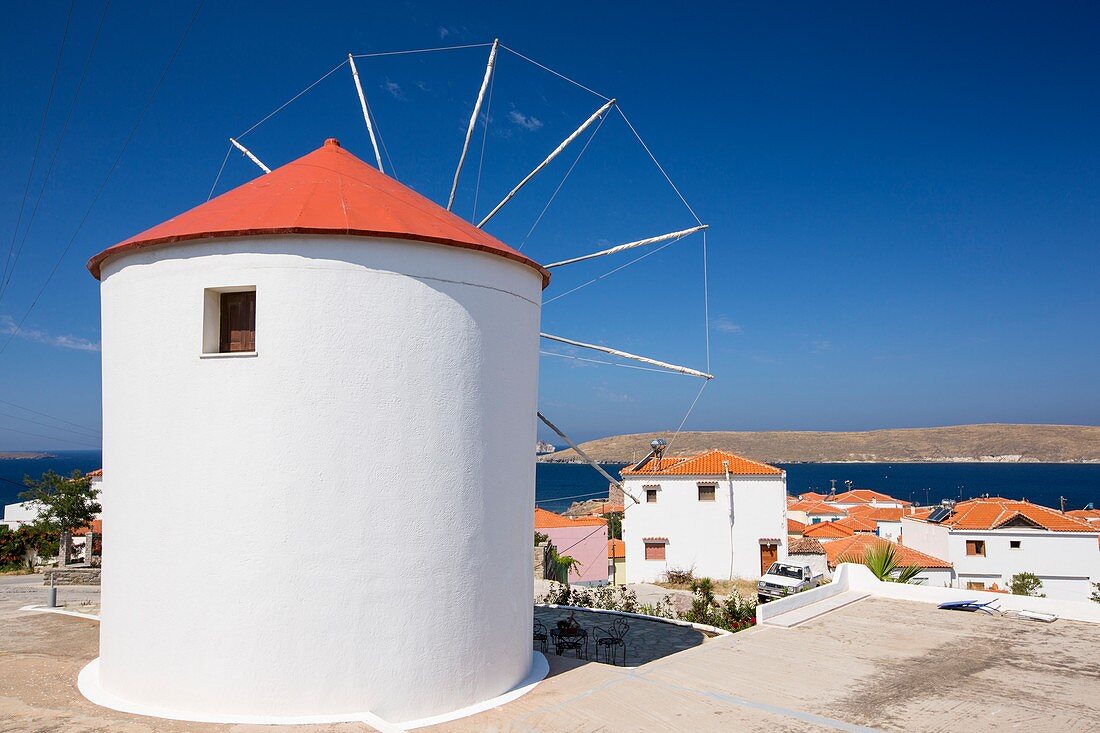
540;424;1100;464
0;452;56;460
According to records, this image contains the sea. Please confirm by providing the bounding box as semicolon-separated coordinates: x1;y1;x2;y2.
3;450;1098;515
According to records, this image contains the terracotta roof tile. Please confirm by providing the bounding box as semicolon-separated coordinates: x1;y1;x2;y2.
608;539;626;559
845;505;904;522
621;449;781;477
787;517;807;535
832;515;879;533
788;500;848;515
826;535;952;569
788;537;826;555
534;507;607;529
907;498;1096;533
801;521;855;539
826;489;911;506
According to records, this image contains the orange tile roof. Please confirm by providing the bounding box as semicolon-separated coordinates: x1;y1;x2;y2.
788;537;826;554
71;519;103;536
832;515;879;533
621;449;781;477
802;521;856;539
826;489;911;506
826;535;952;569
787;517;807;535
907;498;1096;533
86;468;103;478
845;505;905;522
1067;509;1100;524
788;500;848;515
608;539;626;559
534;507;607;529
798;491;827;501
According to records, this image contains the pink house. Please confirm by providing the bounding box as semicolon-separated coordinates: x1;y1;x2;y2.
535;508;609;586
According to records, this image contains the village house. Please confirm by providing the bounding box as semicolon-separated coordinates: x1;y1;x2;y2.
845;504;906;541
608;539;626;585
621;448;787;583
534;508;609;585
825;488;912;511
787;536;830;579
786;499;848;525
902;497;1100;600
823;534;954;586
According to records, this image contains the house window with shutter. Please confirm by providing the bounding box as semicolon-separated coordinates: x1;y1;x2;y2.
644;541;666;561
202;287;257;355
220;291;256;352
698;483;716;502
965;540;986;556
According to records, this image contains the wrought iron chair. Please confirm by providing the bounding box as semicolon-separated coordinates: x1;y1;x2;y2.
533;619;549;652
549;626;588;660
592;617;629;665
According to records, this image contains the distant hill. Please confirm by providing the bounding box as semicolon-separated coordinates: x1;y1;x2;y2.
540;424;1100;465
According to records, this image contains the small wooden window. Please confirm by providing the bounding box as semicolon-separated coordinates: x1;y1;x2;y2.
644;542;666;561
1009;540;1021;549
965;540;986;556
698;484;716;502
646;488;658;503
220;291;256;353
965;581;986;590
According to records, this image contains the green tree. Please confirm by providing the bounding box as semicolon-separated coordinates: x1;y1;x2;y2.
19;470;100;564
1091;582;1100;604
840;542;922;584
1009;572;1045;597
602;511;622;540
547;546;581;583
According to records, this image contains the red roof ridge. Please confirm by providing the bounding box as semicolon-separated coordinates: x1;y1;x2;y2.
87;139;550;286
621;448;781;477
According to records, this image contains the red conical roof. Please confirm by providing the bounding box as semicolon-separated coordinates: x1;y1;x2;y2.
87;138;549;285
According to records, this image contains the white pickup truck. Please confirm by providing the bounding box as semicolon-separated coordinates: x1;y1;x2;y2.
757;561;824;603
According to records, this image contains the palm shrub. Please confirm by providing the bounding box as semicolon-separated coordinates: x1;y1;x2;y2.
840;542;922;584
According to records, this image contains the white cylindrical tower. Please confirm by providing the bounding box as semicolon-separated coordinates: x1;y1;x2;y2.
83;139;549;724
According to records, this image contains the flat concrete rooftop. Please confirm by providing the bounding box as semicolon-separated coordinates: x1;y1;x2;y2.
2;575;1098;732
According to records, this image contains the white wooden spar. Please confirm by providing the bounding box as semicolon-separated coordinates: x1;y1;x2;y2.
540;333;714;380
348;54;385;173
477;98;616;228
544;224;709;269
447;39;499;211
229;138;271;174
537;411;639;503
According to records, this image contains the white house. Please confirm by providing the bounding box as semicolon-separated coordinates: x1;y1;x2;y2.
3;469;103;531
902;498;1100;600
786;499;847;525
621;448;787;583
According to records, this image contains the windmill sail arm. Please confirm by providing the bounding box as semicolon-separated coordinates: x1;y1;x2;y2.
540;333;714;380
544;224;708;269
477;98;616;228
537;411;639;504
229;138;271;174
448;40;499;211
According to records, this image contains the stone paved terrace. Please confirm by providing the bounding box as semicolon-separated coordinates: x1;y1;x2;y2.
3;574;1100;732
534;605;708;666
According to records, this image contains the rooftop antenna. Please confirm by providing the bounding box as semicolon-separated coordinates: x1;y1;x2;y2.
651;438;667;462
829;479;836;496
1060;495;1066;513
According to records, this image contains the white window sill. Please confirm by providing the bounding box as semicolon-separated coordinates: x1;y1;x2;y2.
200;351;258;359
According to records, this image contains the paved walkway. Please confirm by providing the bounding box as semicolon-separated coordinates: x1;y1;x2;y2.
535;606;707;666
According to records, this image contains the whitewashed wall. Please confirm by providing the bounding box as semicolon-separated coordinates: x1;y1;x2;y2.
95;235;542;723
622;473;787;583
946;530;1098;601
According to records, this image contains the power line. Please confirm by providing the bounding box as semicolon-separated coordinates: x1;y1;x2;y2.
0;410;101;439
0;0;111;304
0;0;206;359
1;0;76;297
0;424;101;448
0;398;100;435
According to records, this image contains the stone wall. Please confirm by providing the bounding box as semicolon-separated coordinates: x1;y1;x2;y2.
534;541;553;580
42;566;101;586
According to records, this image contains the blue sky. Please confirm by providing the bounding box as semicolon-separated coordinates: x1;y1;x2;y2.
1;1;1098;449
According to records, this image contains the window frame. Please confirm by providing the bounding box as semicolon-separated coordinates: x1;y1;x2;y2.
202;286;257;357
1009;540;1021;550
697;482;717;502
644;541;666;561
965;540;986;557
